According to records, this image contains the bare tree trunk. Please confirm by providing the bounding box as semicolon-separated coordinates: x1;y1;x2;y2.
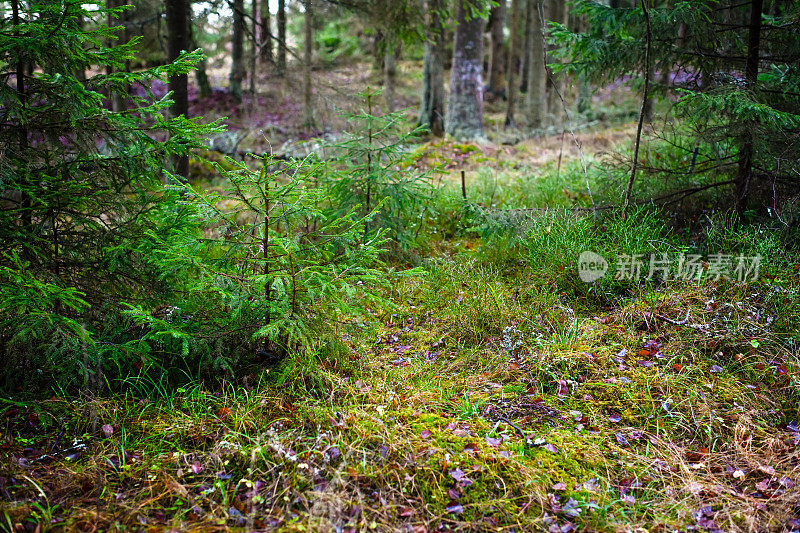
302;0;314;129
12;0;31;229
190;19;213;98
230;0;245;101
520;0;532;93
487;0;506;98
419;0;445;135
526;0;547;127
166;0;189;179
384;39;397;112
277;0;286;75
546;0;567;126
445;0;485;141
260;0;273;64
249;0;258;93
735;0;763;216
504;0;523;126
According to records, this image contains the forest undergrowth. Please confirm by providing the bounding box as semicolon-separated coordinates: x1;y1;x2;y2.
2;127;799;531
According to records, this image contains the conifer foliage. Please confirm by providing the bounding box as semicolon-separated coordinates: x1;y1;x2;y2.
0;1;218;388
552;0;800;214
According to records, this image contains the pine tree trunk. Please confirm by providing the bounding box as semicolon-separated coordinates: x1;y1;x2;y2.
302;0;314;129
504;0;523;126
487;0;507;98
11;0;31;229
546;0;566;126
277;0;287;75
166;0;189;179
260;0;273;63
384;40;397;112
230;0;245;101
520;0;532;93
418;0;445;135
526;0;547;127
735;0;763;215
249;0;258;93
445;0;485;141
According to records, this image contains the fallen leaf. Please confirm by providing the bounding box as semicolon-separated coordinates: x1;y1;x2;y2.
445;502;463;514
709;365;723;373
755;479;771;492
420;429;432;439
608;412;621;423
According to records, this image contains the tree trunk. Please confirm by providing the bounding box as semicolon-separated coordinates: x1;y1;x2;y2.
302;0;314;129
526;0;547;127
384;40;397;112
230;0;245;101
546;0;566;126
445;0;485;141
520;0;532;93
12;0;31;229
186;10;212;97
277;0;287;75
249;0;258;93
487;0;506;98
260;0;273;64
418;0;445;135
166;0;189;179
504;0;523;126
735;0;763;215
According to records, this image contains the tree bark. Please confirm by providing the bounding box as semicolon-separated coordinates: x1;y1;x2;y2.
277;0;287;75
520;0;532;93
260;0;273;64
384;39;397;112
302;0;314;129
418;0;445;135
526;0;547;127
12;0;31;229
735;0;763;216
230;0;245;101
445;0;485;141
504;0;523;126
487;0;506;98
166;0;189;179
249;0;258;93
546;0;567;126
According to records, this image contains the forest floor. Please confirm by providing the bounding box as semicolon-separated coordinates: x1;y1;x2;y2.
1;63;799;532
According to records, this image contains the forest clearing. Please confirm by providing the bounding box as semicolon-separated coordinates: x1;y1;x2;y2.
1;0;799;531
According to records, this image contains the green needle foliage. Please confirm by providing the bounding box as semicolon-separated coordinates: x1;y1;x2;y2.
324;88;434;248
551;1;800;213
0;1;220;391
123;154;388;375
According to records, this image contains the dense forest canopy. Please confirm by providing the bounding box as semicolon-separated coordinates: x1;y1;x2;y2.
0;0;799;531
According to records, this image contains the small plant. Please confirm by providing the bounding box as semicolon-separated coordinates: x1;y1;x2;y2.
125;154;388;370
324;88;434;248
